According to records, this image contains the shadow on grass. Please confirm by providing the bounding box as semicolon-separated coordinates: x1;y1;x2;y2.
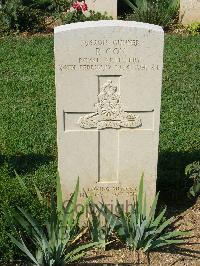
157;150;200;206
1;150;199;208
0;153;55;176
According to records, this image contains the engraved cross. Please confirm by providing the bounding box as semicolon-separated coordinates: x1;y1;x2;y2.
64;76;146;184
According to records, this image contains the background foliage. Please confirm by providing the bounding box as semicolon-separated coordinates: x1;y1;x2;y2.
0;0;182;35
122;0;179;28
0;0;54;34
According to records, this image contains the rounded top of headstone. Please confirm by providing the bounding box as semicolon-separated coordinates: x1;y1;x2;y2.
54;20;163;34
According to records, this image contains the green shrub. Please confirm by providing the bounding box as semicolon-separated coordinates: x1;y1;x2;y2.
7;177;97;265
0;0;52;34
186;22;200;35
122;0;179;28
97;175;189;252
0;0;112;34
185;161;200;198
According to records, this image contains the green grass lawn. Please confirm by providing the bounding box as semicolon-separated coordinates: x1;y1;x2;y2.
0;34;199;261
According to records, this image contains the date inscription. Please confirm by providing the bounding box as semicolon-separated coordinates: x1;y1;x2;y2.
78;186;137;198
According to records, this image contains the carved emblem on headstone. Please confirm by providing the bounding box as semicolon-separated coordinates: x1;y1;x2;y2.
78;80;142;129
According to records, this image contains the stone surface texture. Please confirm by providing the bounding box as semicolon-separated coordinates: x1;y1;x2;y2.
54;20;164;212
179;0;200;25
85;0;117;19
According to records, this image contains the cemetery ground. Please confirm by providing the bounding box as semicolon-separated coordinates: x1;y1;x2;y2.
0;33;200;265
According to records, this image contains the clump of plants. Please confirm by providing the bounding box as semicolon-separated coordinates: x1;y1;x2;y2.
7;174;190;264
121;0;179;28
7;177;97;265
92;175;189;253
185;161;200;198
63;0;112;24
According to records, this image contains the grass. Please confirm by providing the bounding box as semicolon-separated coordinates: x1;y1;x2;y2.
158;34;200;202
0;34;199;261
0;36;56;261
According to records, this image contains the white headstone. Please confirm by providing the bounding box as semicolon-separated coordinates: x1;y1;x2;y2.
85;0;117;19
179;0;200;25
55;21;164;212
